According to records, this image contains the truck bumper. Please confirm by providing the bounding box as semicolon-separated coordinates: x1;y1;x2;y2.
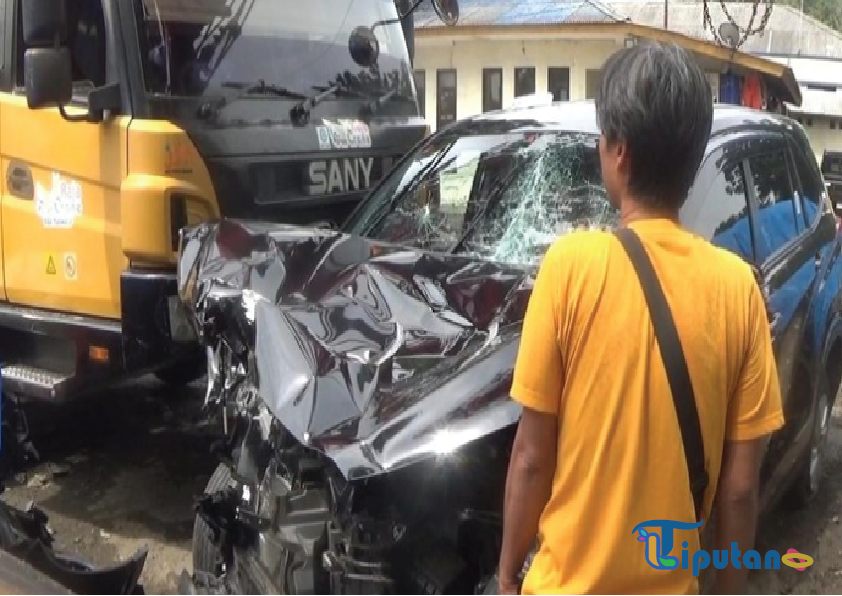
121;269;199;372
0;269;200;402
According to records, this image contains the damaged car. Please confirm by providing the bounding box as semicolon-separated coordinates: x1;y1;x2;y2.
176;99;842;595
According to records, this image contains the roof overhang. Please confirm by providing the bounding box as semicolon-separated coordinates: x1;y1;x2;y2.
784;88;842;118
416;21;802;106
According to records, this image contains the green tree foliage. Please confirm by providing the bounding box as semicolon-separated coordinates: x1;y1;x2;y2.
777;0;842;31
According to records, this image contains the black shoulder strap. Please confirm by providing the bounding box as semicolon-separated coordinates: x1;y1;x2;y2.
614;228;709;522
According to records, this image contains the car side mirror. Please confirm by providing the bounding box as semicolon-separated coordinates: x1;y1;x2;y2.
24;48;72;109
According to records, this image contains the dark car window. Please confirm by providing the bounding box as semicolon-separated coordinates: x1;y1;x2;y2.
746;150;799;262
690;159;755;262
789;141;826;229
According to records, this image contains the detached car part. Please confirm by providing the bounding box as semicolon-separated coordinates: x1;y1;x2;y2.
0;498;147;594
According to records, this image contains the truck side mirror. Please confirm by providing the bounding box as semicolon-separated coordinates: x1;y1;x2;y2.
21;0;72;109
24;48;72;109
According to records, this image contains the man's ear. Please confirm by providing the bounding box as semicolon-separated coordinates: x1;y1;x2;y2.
612;139;630;176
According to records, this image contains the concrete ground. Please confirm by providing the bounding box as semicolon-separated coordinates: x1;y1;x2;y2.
1;378;842;594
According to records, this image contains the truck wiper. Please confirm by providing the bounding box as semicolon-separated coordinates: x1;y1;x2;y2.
361;88;414;116
220;80;306;98
290;82;370;125
197;80;307;120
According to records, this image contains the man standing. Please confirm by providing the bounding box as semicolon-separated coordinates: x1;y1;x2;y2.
497;43;784;594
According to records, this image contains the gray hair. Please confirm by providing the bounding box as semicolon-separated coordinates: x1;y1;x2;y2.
595;42;714;209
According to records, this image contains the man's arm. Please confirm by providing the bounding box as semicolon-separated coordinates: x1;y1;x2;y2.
713;276;784;594
712;436;769;594
499;408;558;593
498;243;567;594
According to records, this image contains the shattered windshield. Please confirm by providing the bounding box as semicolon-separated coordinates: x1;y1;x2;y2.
345;128;618;268
134;0;412;101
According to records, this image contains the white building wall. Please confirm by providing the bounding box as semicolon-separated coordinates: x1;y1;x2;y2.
792;114;842;163
414;36;842;163
414;38;621;131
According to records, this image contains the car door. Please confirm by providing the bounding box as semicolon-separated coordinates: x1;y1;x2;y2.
786;128;839;404
680;133;794;491
0;0;124;319
744;133;817;480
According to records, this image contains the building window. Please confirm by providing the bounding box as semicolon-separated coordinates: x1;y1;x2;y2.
547;67;570;101
585;69;601;100
482;68;503;113
806;118;813;126
514;67;535;97
414;69;425;117
832;120;837;130
436;69;457;130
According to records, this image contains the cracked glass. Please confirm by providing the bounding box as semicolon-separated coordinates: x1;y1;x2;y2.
345;128;618;268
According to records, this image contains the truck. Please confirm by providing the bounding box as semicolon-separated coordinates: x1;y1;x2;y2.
0;0;456;420
823;149;842;227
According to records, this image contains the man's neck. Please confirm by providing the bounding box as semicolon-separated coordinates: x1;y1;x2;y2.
619;197;680;227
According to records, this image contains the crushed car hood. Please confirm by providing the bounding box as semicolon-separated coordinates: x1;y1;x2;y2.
178;220;534;480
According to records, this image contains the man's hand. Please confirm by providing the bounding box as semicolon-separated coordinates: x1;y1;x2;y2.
497;406;559;593
498;577;520;595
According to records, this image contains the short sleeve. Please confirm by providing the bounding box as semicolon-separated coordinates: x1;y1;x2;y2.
726;280;785;441
510;244;565;416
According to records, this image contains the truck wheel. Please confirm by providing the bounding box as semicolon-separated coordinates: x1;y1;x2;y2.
155;358;205;387
193;463;234;575
785;386;830;509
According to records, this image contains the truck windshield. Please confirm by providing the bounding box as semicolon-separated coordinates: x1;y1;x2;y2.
134;0;412;101
344;127;619;268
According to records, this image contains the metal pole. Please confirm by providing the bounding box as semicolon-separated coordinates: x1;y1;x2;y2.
799;0;804;54
664;0;668;30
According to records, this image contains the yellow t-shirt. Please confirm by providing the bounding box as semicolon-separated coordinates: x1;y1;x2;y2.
511;218;785;595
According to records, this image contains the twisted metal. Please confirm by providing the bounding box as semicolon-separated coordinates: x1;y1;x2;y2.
702;0;774;49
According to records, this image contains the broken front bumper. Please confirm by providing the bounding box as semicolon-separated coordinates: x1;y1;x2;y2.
0;499;148;594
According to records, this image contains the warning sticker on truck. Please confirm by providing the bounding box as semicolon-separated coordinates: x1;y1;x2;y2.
36;172;83;229
64;253;78;281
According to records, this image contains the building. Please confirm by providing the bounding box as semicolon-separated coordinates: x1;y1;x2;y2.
607;1;842;160
411;0;838;159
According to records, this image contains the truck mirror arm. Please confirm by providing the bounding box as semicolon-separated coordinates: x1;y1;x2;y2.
58;82;121;124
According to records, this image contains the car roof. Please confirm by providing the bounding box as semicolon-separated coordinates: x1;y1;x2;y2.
455;100;800;139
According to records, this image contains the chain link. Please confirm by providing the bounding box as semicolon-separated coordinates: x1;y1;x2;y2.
702;0;774;50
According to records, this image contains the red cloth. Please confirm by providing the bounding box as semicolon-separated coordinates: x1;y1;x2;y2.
742;74;763;109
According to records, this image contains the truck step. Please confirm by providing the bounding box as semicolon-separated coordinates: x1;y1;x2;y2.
1;364;72;402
